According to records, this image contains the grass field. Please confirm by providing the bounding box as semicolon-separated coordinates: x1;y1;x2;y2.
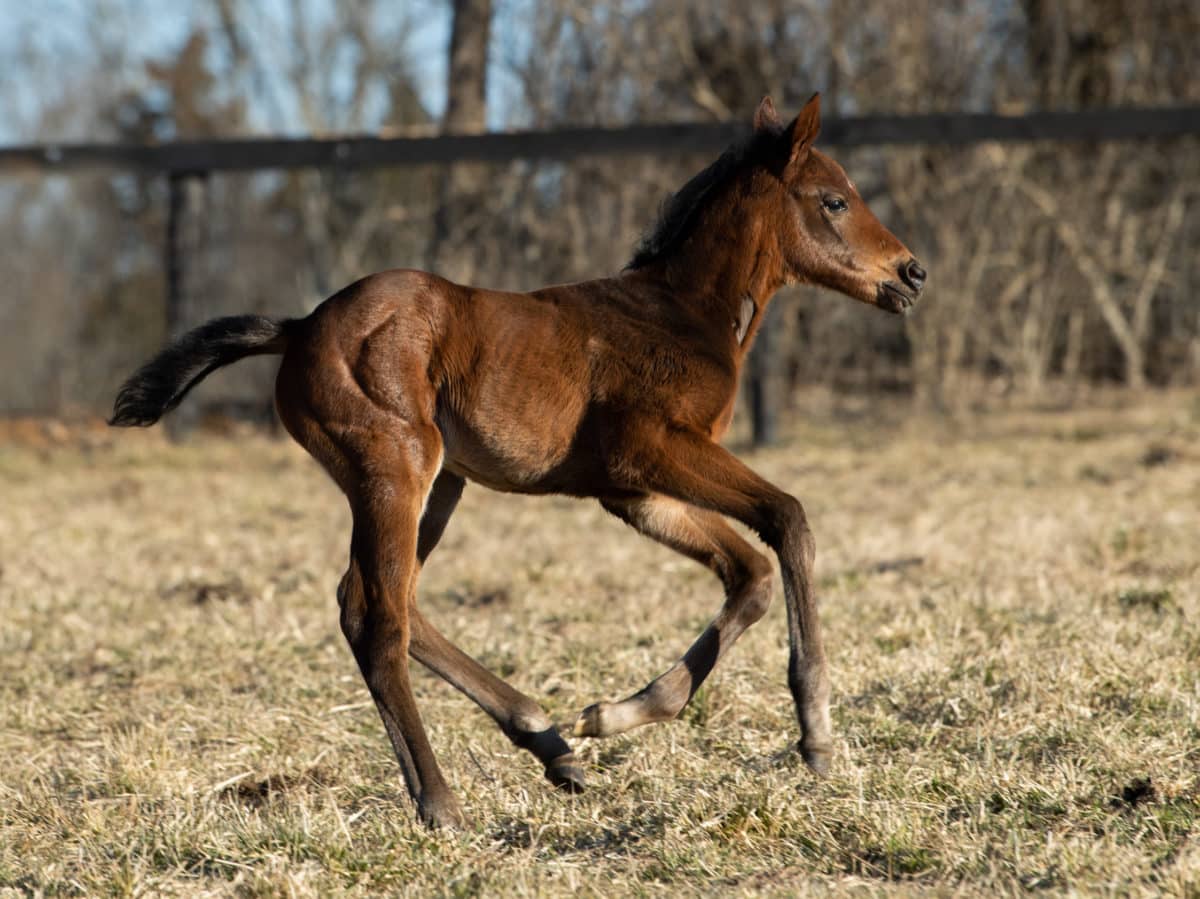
1;393;1198;896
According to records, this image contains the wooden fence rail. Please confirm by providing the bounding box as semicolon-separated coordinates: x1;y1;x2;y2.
2;106;1199;175
3;105;1198;438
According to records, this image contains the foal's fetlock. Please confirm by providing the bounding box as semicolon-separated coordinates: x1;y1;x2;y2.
575;677;687;739
505;710;586;792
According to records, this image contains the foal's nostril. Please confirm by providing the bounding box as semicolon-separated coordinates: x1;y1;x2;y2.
902;259;927;292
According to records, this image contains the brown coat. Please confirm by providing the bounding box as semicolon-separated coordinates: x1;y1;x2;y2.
111;94;925;827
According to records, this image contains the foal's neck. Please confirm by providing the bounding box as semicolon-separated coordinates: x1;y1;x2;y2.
642;221;786;358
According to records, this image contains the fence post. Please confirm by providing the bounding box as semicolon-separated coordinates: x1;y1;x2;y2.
164;170;210;439
747;299;783;447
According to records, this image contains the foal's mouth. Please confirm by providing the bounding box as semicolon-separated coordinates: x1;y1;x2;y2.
878;281;920;315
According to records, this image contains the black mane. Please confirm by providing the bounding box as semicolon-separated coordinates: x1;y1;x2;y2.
626;124;782;270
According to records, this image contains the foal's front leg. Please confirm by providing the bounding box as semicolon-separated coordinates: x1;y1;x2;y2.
574;494;773;738
619;431;833;775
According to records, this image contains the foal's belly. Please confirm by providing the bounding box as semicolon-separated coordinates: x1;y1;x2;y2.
435;404;596;495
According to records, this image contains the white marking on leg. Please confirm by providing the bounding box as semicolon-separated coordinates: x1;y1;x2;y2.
418;450;444;519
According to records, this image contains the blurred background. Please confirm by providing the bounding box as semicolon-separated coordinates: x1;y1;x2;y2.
0;0;1197;430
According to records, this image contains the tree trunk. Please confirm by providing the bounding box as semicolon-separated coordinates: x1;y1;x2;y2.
747;300;784;447
165;171;210;439
428;0;492;282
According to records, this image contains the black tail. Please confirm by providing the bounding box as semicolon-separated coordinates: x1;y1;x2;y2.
109;315;294;427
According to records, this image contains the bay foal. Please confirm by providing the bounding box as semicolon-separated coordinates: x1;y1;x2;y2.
111;94;925;828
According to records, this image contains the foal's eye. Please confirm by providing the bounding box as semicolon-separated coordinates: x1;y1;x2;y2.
822;196;849;213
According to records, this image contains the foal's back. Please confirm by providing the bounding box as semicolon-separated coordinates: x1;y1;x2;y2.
277;266;736;496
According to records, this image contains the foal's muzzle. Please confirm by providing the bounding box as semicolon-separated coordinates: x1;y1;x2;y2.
878;257;926;314
901;259;926;293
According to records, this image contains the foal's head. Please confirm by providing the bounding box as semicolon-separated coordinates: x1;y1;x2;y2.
630;93;925;315
752;93;926;313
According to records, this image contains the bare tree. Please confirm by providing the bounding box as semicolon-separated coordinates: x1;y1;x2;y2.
428;0;493;282
2;0;1199;420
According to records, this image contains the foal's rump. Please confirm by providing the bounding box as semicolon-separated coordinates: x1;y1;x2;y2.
108;269;451;431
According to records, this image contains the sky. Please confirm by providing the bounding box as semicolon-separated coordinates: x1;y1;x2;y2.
0;0;528;143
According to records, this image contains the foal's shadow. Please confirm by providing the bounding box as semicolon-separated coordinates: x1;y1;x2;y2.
488;808;667;855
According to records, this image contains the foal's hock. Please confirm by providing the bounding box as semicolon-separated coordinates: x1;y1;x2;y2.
111;94;925;828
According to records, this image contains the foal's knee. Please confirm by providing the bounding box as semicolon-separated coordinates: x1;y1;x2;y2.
764;496;815;569
797;517;816;571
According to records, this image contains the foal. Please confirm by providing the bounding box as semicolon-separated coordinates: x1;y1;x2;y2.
111;94;925;828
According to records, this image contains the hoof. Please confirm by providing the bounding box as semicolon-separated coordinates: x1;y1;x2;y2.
418;795;467;830
799;742;833;777
545;754;587;794
573;702;609;738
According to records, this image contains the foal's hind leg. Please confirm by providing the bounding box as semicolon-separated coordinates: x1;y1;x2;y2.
409;611;586;792
335;429;465;828
407;471;586;792
574;494;773;738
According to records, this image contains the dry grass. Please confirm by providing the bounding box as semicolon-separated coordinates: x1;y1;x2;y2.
2;393;1198;897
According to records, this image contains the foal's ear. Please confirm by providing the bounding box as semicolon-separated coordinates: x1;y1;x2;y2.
784;92;821;173
753;95;782;132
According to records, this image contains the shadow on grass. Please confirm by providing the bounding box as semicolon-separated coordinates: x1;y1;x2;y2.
488;809;667;856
